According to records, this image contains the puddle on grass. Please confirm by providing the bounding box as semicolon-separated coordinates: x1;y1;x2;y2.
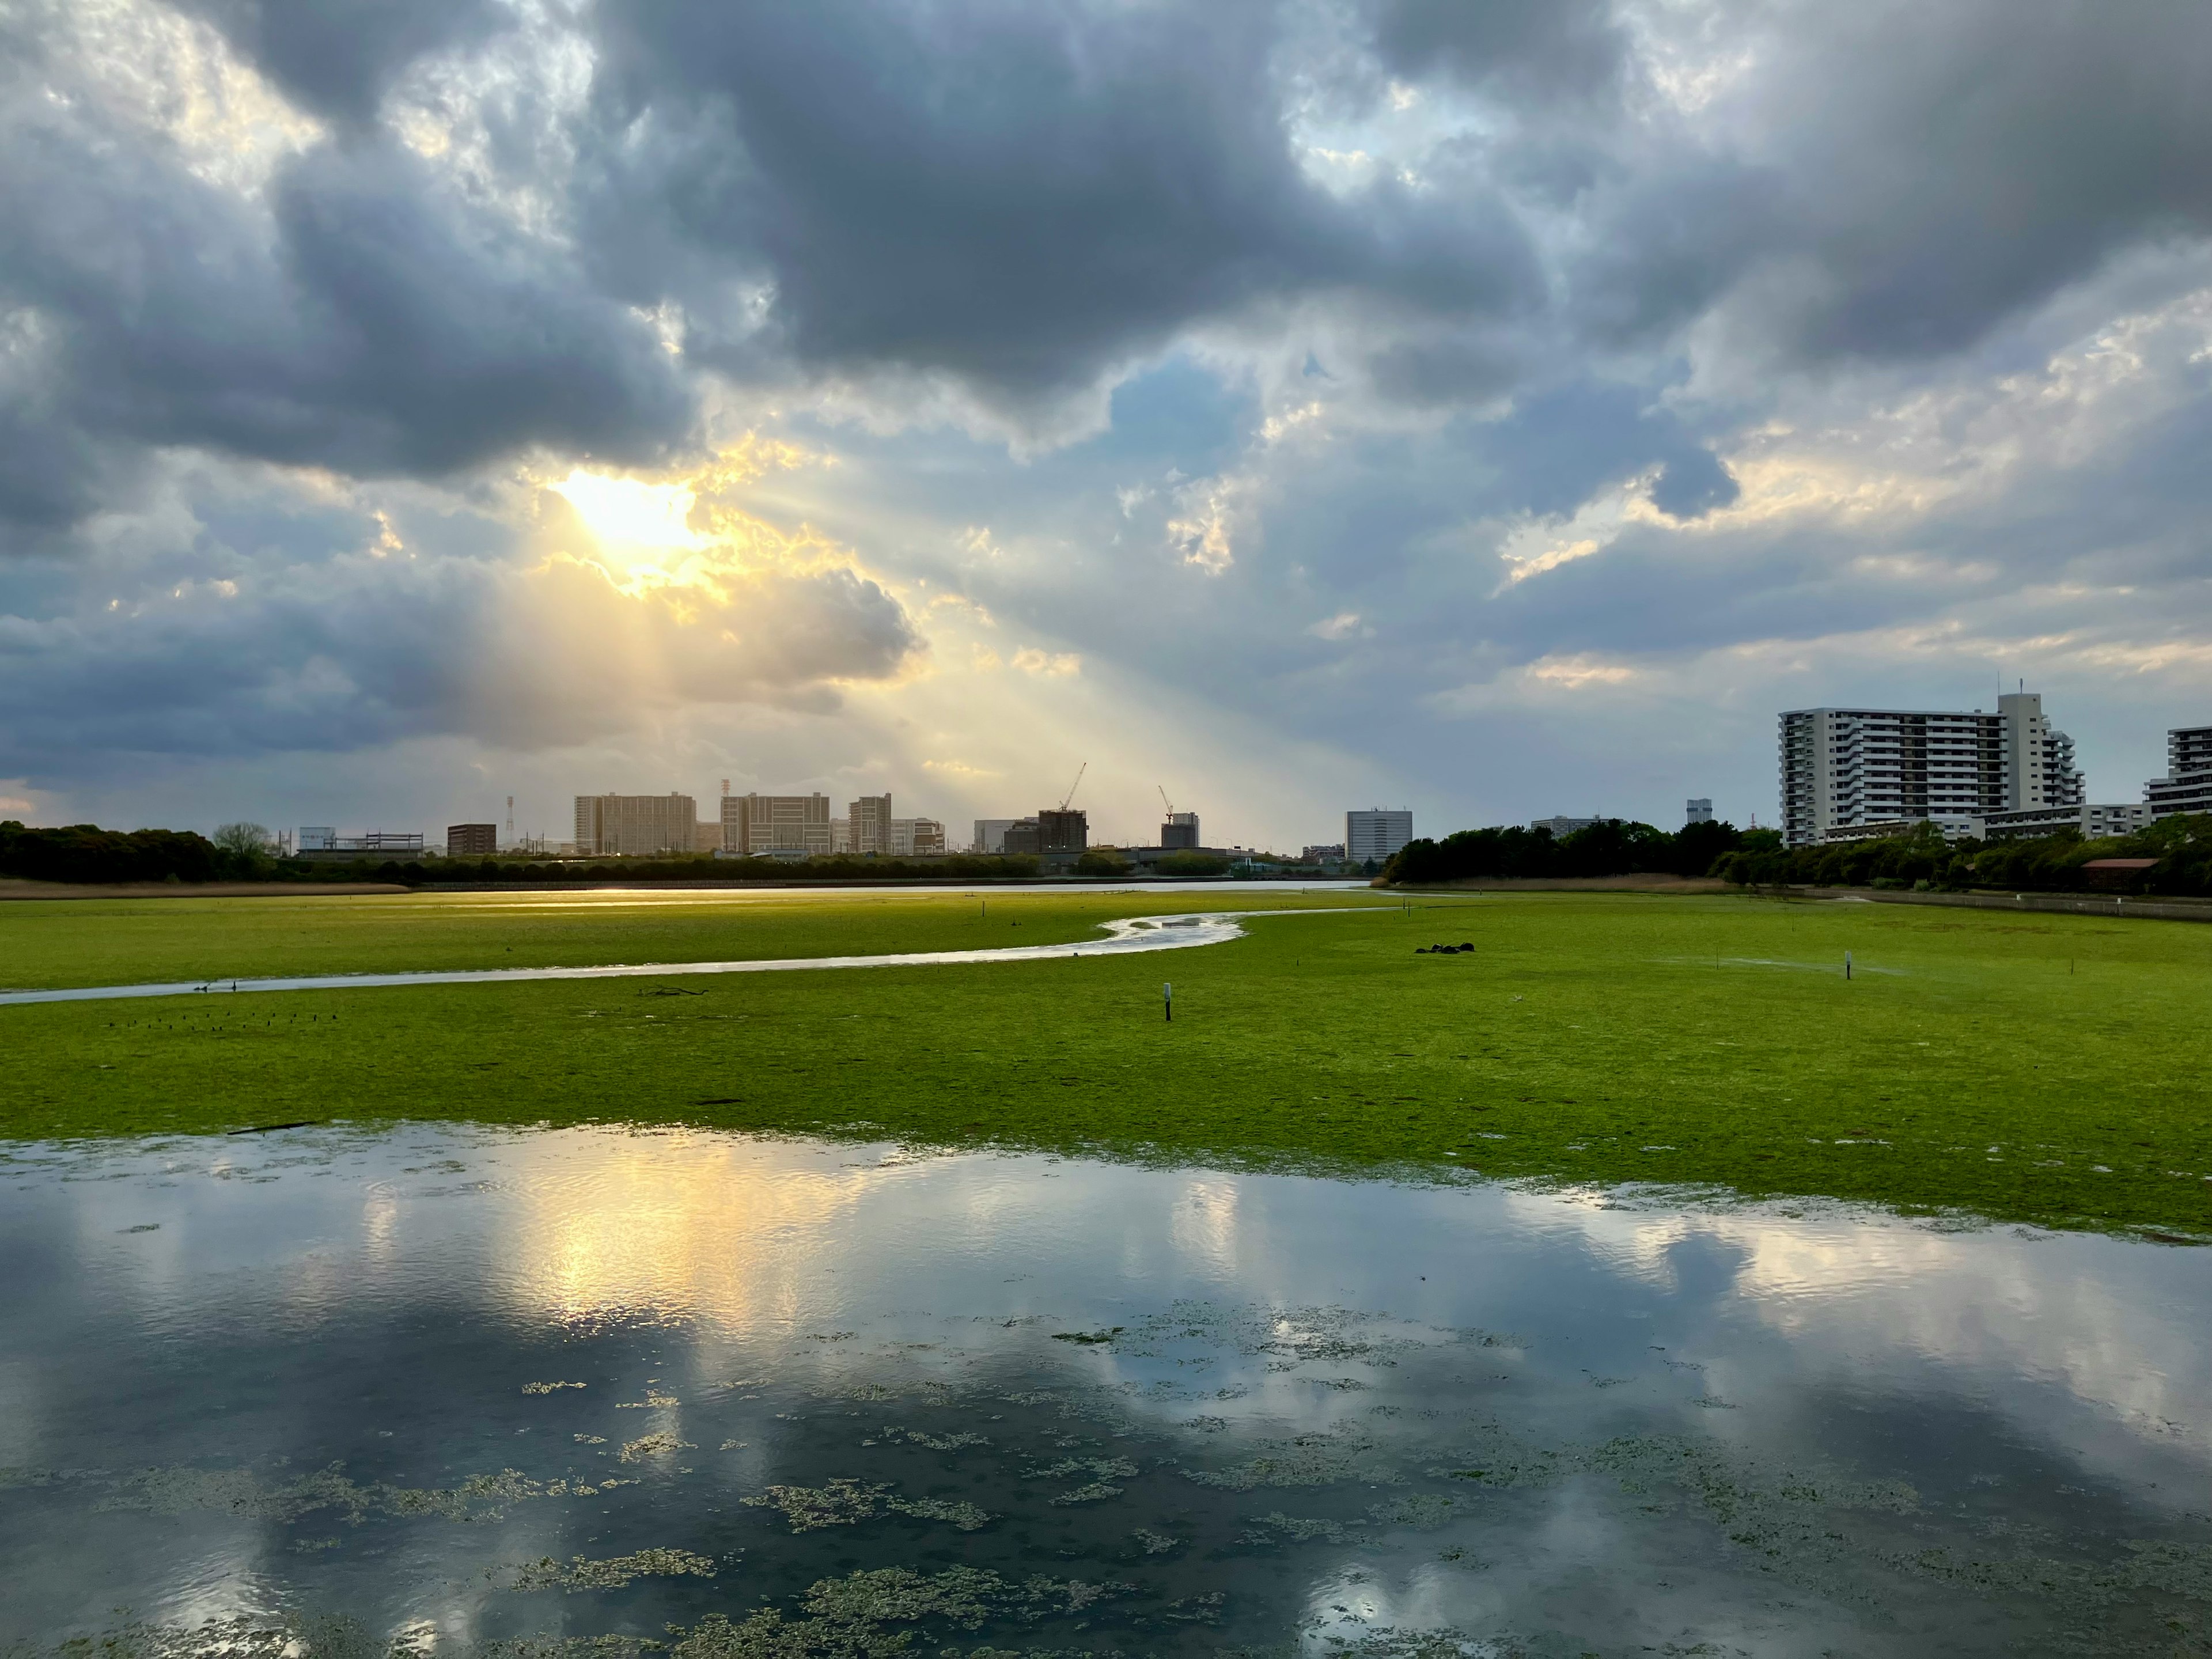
1;1127;2208;1657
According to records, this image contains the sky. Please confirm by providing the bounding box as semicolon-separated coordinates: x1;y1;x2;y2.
4;0;2211;852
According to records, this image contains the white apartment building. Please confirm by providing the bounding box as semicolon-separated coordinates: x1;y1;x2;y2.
574;793;697;856
1779;692;2082;847
721;793;832;857
1347;808;1413;865
2144;724;2212;817
1532;816;1597;838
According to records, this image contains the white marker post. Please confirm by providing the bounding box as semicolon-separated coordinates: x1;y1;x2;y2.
1164;982;1173;1022
1845;950;1853;981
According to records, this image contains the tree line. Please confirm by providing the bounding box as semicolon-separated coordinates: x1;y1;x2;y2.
1382;812;2212;897
1711;815;2212;896
1383;817;1751;885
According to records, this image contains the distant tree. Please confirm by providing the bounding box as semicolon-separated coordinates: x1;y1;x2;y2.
1075;847;1131;876
213;822;273;858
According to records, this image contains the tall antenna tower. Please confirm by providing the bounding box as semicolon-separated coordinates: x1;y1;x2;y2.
505;796;514;844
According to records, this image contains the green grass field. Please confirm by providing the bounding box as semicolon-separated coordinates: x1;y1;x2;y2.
3;887;2208;1237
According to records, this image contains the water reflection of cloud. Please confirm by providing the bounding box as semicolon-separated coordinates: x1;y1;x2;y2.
1511;1194;2212;1471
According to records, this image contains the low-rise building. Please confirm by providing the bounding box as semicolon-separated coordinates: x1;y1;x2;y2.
1816;817;1982;846
1980;802;2154;841
1302;843;1346;863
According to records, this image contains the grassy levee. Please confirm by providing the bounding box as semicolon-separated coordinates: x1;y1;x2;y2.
2;890;2208;1237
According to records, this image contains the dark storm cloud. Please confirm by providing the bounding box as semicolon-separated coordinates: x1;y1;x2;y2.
581;0;1542;401
1368;0;1627;100
175;0;513;125
0;10;691;540
1567;0;2212;365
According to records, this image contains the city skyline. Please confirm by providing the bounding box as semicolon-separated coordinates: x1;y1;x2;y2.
3;3;2210;845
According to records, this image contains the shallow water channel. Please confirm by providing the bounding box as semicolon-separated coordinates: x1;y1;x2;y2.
2;1127;2206;1657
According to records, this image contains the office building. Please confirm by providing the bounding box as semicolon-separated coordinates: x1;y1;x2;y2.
446;823;498;858
1161;811;1201;850
1778;691;2082;847
2144;724;2212;818
1002;817;1043;854
1532;816;1598;838
972;819;1016;855
888;817;946;857
574;793;696;857
1347;808;1413;865
299;827;336;851
1685;799;1713;825
722;793;832;858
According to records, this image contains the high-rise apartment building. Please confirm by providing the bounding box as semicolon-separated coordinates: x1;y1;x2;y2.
574;794;697;856
2145;725;2212;818
722;793;832;857
847;794;892;856
1347;808;1413;865
1685;799;1713;825
1778;692;2082;847
1161;811;1201;849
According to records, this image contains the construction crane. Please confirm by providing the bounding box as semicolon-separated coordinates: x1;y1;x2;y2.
1158;785;1175;818
1059;762;1088;812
